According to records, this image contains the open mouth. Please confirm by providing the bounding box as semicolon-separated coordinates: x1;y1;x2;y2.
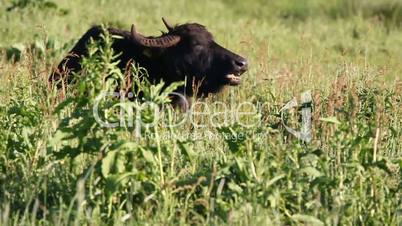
225;74;242;86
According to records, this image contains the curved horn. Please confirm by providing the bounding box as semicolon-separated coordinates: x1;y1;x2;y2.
162;17;174;31
131;24;180;48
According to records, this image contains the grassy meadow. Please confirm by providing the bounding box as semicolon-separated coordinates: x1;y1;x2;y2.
0;0;401;225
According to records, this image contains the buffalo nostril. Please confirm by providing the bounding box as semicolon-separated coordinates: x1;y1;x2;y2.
234;59;248;70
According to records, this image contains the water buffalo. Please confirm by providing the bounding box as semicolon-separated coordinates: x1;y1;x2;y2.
50;18;248;108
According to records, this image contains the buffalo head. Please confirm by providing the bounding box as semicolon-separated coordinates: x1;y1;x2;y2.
130;18;248;96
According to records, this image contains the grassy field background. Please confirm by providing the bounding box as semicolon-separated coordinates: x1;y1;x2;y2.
0;0;401;225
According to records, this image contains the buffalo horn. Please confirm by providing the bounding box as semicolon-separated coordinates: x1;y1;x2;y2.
131;24;180;48
162;17;174;31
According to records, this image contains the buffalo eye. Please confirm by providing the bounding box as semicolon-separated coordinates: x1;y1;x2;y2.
194;44;204;51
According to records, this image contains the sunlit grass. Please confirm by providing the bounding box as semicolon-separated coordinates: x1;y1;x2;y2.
0;0;401;225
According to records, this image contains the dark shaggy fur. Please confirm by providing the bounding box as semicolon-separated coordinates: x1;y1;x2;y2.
50;19;248;107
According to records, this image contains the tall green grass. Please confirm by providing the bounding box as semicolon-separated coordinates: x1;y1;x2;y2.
0;0;401;225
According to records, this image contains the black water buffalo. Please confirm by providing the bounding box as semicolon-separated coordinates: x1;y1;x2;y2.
50;18;248;108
